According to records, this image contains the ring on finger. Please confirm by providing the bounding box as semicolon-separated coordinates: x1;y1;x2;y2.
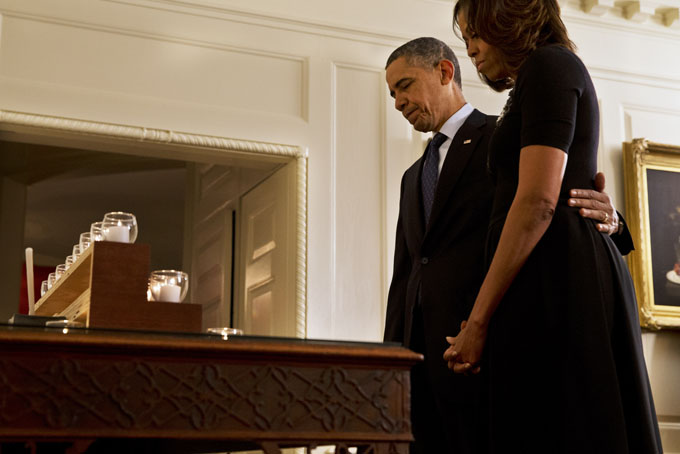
603;212;609;223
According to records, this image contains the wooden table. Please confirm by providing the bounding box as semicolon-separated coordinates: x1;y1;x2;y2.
0;324;421;453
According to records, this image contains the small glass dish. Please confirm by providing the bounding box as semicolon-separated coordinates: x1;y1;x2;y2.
45;319;85;333
206;327;244;339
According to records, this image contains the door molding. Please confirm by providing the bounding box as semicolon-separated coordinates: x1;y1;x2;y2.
0;109;307;337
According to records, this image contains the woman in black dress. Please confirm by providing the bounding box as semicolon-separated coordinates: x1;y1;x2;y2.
444;0;662;452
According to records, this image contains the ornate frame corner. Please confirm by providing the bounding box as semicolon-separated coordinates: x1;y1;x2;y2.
623;138;680;329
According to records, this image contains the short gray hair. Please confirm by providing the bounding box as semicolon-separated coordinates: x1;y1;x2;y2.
386;37;462;89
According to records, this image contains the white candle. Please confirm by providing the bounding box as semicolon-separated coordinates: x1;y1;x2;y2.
25;248;35;315
159;284;181;303
105;225;130;243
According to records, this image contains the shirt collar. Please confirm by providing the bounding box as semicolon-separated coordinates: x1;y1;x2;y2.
436;103;474;140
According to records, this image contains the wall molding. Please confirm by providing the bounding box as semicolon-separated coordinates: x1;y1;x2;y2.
4;0;679;52
295;152;309;338
110;0;680;39
572;0;680;27
335;61;389;336
659;421;680;452
589;66;680;92
104;0;408;46
3;3;678;98
621;102;680;117
562;3;680;39
621;102;680;140
0;110;301;156
0;9;309;68
0;109;308;338
330;62;387;339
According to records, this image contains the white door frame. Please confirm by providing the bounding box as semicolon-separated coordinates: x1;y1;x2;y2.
0;109;308;338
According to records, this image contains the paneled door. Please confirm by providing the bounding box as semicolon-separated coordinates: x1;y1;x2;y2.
237;163;297;337
184;163;235;330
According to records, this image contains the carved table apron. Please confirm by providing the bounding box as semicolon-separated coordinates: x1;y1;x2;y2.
0;325;421;453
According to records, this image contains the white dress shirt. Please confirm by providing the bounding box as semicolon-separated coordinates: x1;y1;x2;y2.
433;103;474;175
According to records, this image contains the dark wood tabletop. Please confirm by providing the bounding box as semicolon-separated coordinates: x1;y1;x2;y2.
0;324;421;454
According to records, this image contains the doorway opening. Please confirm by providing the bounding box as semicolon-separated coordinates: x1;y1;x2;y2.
0;110;307;337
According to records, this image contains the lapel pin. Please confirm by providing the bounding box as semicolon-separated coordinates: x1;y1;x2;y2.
463;139;471;144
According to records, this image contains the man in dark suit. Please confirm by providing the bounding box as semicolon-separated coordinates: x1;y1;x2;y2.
383;37;628;453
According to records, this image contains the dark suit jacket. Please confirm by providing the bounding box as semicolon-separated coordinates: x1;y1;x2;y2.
383;108;496;453
384;108;496;349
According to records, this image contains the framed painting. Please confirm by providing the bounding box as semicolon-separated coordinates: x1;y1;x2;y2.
623;139;680;329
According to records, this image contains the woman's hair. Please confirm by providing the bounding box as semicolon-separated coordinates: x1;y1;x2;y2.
453;0;575;92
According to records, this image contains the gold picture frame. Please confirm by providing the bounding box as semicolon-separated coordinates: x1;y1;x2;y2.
623;139;680;329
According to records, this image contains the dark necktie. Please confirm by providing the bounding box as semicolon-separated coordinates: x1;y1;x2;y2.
421;132;448;223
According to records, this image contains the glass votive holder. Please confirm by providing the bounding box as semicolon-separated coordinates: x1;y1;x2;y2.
55;264;67;280
40;280;48;297
47;272;56;289
148;270;189;303
90;221;105;242
79;232;92;251
72;244;82;259
102;212;138;243
65;254;77;269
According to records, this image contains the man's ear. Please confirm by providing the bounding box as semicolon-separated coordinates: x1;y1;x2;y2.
438;59;455;85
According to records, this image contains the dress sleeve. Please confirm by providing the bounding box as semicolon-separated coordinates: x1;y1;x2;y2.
516;47;585;153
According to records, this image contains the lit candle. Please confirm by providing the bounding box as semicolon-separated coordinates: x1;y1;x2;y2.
105;225;130;243
159;283;181;303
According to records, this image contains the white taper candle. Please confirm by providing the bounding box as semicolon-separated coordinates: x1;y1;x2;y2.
25;248;35;315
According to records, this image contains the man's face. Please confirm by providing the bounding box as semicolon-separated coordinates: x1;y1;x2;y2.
386;56;446;133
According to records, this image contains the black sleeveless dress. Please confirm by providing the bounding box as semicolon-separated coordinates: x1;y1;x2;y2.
484;45;662;453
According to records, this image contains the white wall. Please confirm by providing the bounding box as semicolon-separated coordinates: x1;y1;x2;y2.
0;0;679;449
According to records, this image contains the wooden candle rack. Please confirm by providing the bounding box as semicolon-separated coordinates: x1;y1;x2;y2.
34;241;202;333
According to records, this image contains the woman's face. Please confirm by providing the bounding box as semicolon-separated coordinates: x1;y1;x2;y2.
457;11;509;82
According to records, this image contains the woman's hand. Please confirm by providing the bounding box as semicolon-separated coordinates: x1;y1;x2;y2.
443;146;565;376
443;320;487;374
569;172;621;235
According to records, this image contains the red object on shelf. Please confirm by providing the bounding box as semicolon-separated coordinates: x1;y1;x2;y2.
18;264;52;315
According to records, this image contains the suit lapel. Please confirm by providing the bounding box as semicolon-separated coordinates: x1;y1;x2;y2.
426;110;487;231
405;156;427;243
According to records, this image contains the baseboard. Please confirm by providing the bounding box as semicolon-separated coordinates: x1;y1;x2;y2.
661;421;680;453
